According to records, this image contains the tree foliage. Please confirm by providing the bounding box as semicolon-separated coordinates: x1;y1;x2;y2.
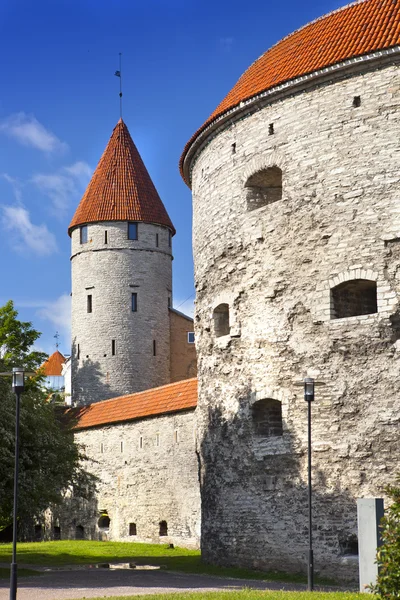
372;477;400;599
0;301;96;535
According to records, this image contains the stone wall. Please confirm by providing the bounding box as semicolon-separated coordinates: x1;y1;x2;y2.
169;309;197;382
190;60;400;582
58;409;201;547
71;221;173;404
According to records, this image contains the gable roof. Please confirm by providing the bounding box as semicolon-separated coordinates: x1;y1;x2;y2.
73;377;197;430
40;350;66;376
180;0;400;184
69;119;175;235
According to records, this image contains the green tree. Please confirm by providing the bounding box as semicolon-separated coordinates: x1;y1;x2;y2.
0;301;95;536
371;477;400;599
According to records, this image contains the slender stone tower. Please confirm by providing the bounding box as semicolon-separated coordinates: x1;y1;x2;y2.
69;119;175;405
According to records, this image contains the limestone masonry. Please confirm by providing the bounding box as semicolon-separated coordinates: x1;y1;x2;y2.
181;0;400;583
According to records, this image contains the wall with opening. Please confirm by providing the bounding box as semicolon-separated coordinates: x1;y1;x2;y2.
331;279;377;319
245;166;282;211
213;303;230;337
159;520;168;536
252;399;283;437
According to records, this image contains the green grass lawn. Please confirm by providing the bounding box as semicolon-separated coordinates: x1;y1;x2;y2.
0;540;339;586
65;592;365;600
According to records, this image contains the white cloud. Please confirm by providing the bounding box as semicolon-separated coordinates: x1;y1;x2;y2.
37;294;71;342
32;161;92;216
1;205;58;256
1;173;23;203
0;112;68;153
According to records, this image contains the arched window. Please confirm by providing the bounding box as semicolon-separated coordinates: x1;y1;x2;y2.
245;166;282;211
159;520;168;536
331;280;377;319
213;304;230;337
98;513;110;528
75;525;85;540
252;399;283;437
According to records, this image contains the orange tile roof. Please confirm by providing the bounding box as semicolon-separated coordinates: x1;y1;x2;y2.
40;350;66;376
180;0;400;183
73;377;197;430
69;119;175;235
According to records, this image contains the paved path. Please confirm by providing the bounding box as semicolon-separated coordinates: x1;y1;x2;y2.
0;566;324;600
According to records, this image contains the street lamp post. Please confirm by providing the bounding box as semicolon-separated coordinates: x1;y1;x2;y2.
0;367;26;600
304;377;315;592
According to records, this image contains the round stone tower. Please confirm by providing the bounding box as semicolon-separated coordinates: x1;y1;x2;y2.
69;119;175;405
181;0;400;583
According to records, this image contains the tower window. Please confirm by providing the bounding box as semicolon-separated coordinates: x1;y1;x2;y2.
353;96;361;108
268;123;274;135
252;399;283;437
159;520;168;536
80;225;88;244
213;304;230;337
245;166;283;211
153;340;157;356
87;295;92;313
187;332;195;344
111;339;116;356
168;296;171;308
120;441;124;453
131;293;137;312
100;442;104;453
156;233;159;247
128;222;138;240
129;522;137;536
139;436;143;449
331;280;377;319
168;231;172;247
77;344;80;359
104;230;108;244
156;433;160;447
174;430;179;444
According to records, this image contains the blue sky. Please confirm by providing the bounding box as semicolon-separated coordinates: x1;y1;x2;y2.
0;0;344;356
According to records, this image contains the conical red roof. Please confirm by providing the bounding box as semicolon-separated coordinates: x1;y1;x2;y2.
69;119;175;235
41;350;66;376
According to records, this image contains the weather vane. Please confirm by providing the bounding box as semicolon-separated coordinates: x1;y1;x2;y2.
54;331;60;349
114;52;123;119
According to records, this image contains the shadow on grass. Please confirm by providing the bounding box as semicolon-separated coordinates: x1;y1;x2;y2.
0;567;42;579
0;542;335;586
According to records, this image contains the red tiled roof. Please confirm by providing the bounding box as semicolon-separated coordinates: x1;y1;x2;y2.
180;0;400;183
69;119;175;235
73;377;198;430
40;350;66;376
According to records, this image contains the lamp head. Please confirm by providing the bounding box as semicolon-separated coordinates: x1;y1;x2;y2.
304;377;315;402
12;367;25;393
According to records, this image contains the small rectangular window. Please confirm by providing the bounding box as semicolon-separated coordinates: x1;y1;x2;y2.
80;225;88;244
87;295;92;313
128;222;138;240
168;230;172;247
100;443;104;454
168;297;171;308
132;292;137;312
156;433;160;447
156;233;159;247
187;332;195;344
120;441;124;453
139;436;143;449
77;344;80;359
174;430;179;444
111;340;116;356
153;340;156;356
104;230;108;244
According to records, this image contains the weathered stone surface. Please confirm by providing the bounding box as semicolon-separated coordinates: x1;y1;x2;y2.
71;221;173;404
57;408;201;548
190;61;400;581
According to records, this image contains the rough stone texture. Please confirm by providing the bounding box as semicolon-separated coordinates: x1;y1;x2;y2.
57;408;201;548
71;221;173;404
190;60;400;582
169;309;197;382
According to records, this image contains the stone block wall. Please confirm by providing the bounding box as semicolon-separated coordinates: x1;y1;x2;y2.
190;60;400;582
57;409;201;547
71;221;173;404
